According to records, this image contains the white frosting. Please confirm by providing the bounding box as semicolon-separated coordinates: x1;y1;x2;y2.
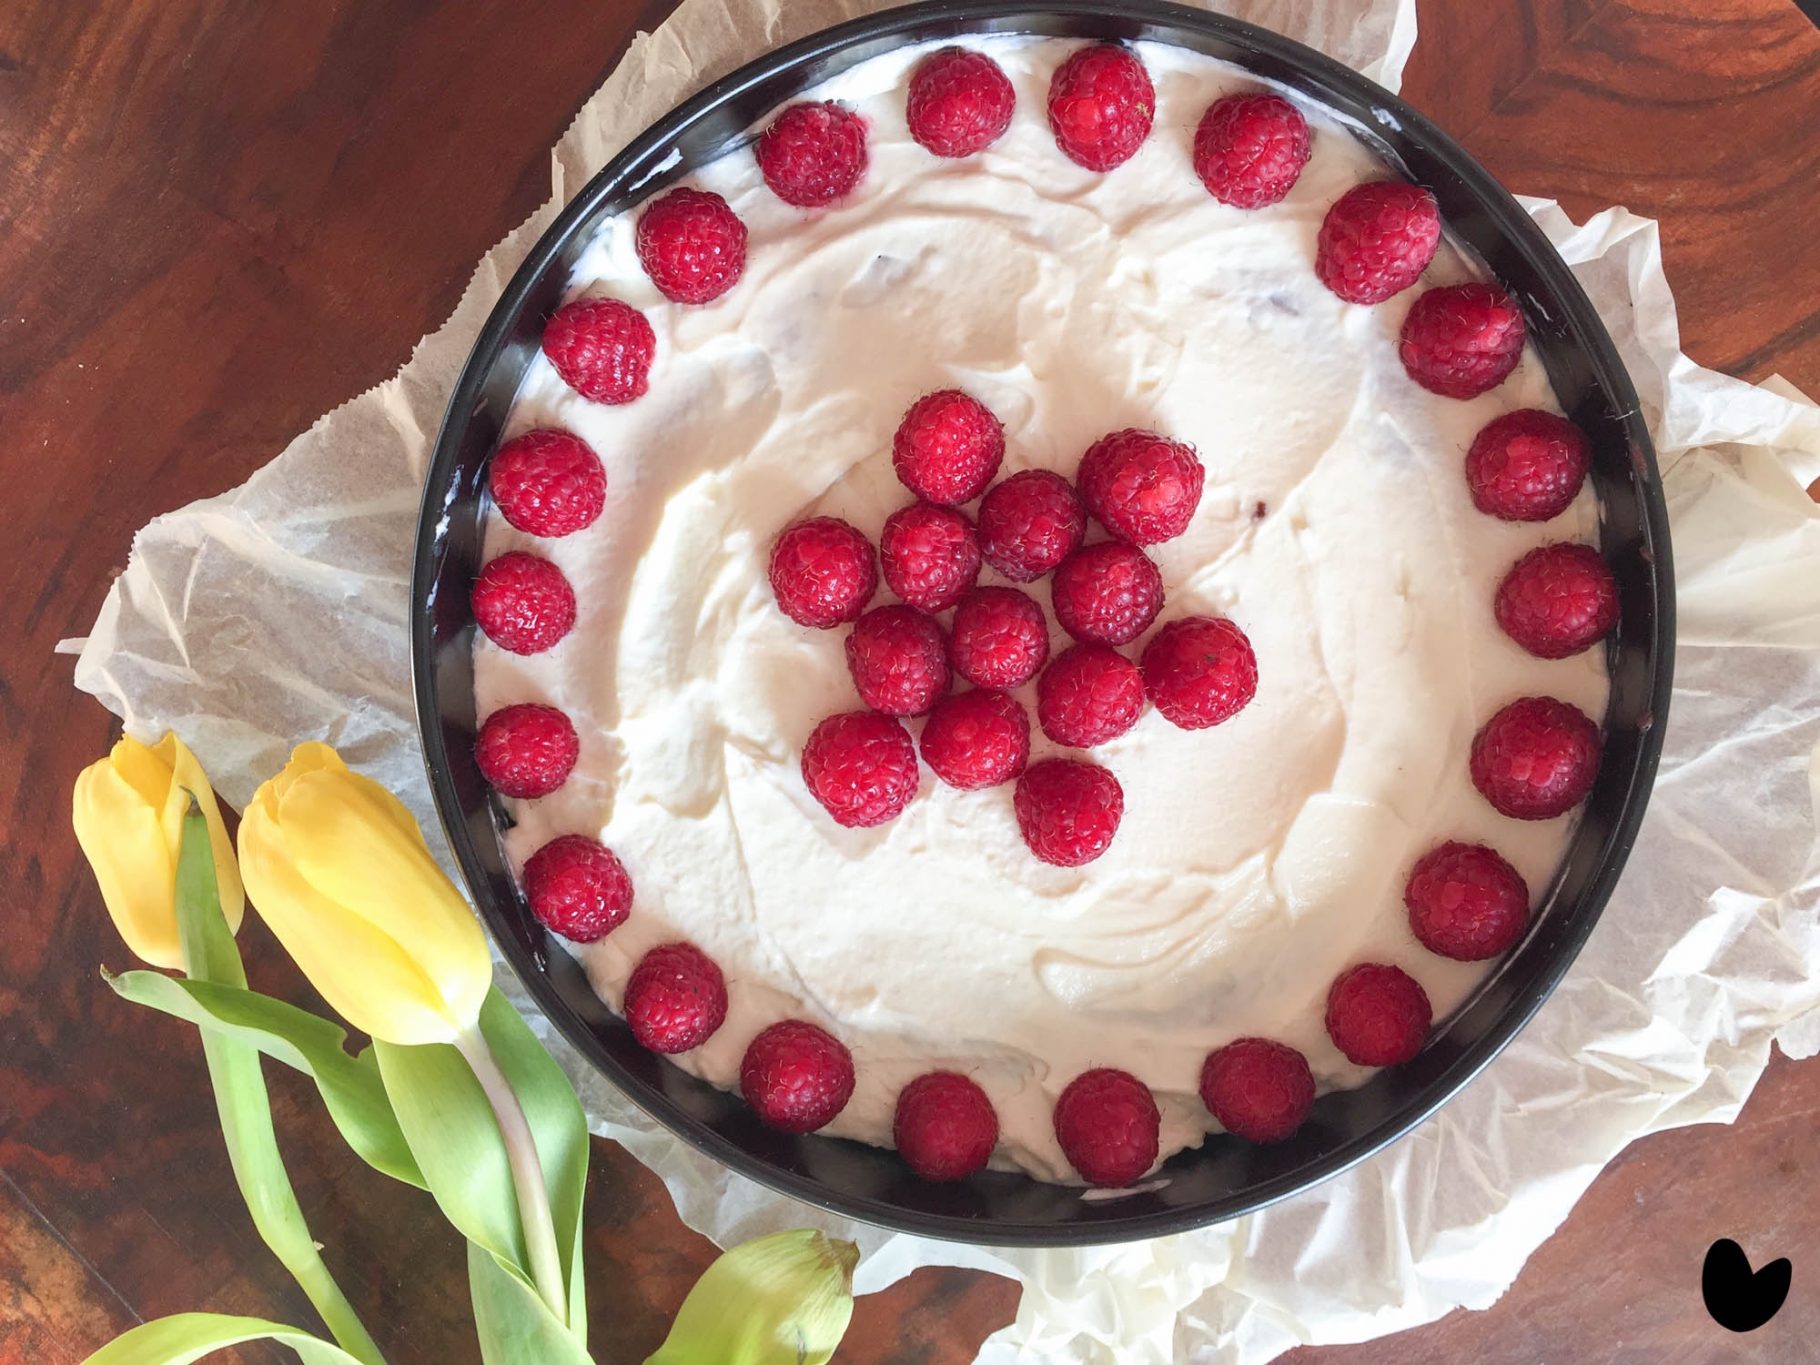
474;36;1610;1183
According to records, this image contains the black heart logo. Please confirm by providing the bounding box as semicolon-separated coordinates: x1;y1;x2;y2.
1702;1238;1791;1333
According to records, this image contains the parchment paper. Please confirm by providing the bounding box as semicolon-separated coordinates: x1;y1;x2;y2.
62;1;1820;1360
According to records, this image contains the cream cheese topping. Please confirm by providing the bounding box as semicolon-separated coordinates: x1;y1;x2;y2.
474;36;1610;1181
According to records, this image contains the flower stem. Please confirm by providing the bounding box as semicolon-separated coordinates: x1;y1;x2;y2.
456;1028;568;1325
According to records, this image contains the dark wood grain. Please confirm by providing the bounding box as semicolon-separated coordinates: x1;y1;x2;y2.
1;2;1816;1362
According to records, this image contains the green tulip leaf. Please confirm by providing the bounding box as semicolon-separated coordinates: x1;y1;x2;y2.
373;1031;530;1289
82;1311;370;1365
468;1241;595;1365
105;970;424;1190
475;987;591;1339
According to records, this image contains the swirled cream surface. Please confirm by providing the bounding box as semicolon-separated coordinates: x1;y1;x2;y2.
474;36;1610;1182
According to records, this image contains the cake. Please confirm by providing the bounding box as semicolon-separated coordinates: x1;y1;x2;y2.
468;35;1614;1186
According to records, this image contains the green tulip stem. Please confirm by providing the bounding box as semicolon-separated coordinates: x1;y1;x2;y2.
171;802;388;1365
456;1027;568;1326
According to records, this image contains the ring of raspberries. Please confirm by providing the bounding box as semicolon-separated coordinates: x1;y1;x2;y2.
465;41;1617;1187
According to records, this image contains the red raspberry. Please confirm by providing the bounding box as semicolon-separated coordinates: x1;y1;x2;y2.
1193;93;1311;209
740;1020;855;1134
523;834;631;942
1037;643;1144;748
1325;963;1432;1067
1046;44;1154;172
977;469;1086;581
1315;181;1442;305
1399;283;1526;399
1050;542;1163;646
907;48;1016;158
1140;616;1258;730
892;390;1005;505
1465;409;1590;522
635;187;748;304
893;1071;999;1181
624;943;728;1054
948;586;1049;688
1077;429;1205;546
1404;841;1531;962
1052;1068;1158;1187
801;711;919;828
1198;1039;1316;1144
541;297;655;404
881;501;982;613
1014;758;1124;867
845;604;951;717
489;429;606;537
755;101;868;208
1495;543;1619;659
472;551;577;655
769;517;877;628
920;689;1030;790
1470;696;1602;820
475;703;578;799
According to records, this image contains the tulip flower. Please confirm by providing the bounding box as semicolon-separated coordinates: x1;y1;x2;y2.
238;742;491;1047
73;732;244;969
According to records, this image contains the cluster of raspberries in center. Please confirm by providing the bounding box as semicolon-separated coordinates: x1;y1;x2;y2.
768;386;1260;868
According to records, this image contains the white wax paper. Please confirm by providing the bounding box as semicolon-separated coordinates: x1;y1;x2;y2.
62;1;1820;1360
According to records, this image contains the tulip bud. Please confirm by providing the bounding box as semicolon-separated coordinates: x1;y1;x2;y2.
73;733;244;970
646;1229;859;1365
237;742;490;1046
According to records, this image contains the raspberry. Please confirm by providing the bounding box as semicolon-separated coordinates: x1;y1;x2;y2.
1495;543;1619;659
740;1020;855;1134
624;943;728;1054
893;1071;999;1180
1404;841;1531;962
1465;409;1591;522
880;502;982;613
489;429;606;538
541;297;655;404
1315;182;1442;305
845;604;951;717
522;834;631;942
472;551;576;655
1193;93;1311;209
801;711;919;828
1198;1039;1316;1144
1052;1068;1158;1187
977;469;1087;581
1077;429;1205;546
1036;643;1144;748
1470;696;1602;820
1046;44;1154;172
908;48;1016;159
755;101;868;208
948;586;1049;688
1325;963;1431;1067
1140;616;1258;730
475;703;578;800
1050;542;1163;646
892;390;1005;505
1014;758;1123;867
1399;283;1526;399
769;517;878;628
635;187;748;305
920;689;1030;790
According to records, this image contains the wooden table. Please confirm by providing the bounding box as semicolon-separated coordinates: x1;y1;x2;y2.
4;2;1817;1361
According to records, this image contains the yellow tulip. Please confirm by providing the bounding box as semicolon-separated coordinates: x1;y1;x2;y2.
73;733;245;970
237;742;491;1046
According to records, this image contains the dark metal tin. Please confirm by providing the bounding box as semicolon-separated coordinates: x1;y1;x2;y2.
411;0;1673;1246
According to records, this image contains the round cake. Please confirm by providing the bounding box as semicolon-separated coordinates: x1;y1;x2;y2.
470;35;1613;1185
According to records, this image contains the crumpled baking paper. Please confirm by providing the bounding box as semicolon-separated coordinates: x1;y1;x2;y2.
61;0;1820;1360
